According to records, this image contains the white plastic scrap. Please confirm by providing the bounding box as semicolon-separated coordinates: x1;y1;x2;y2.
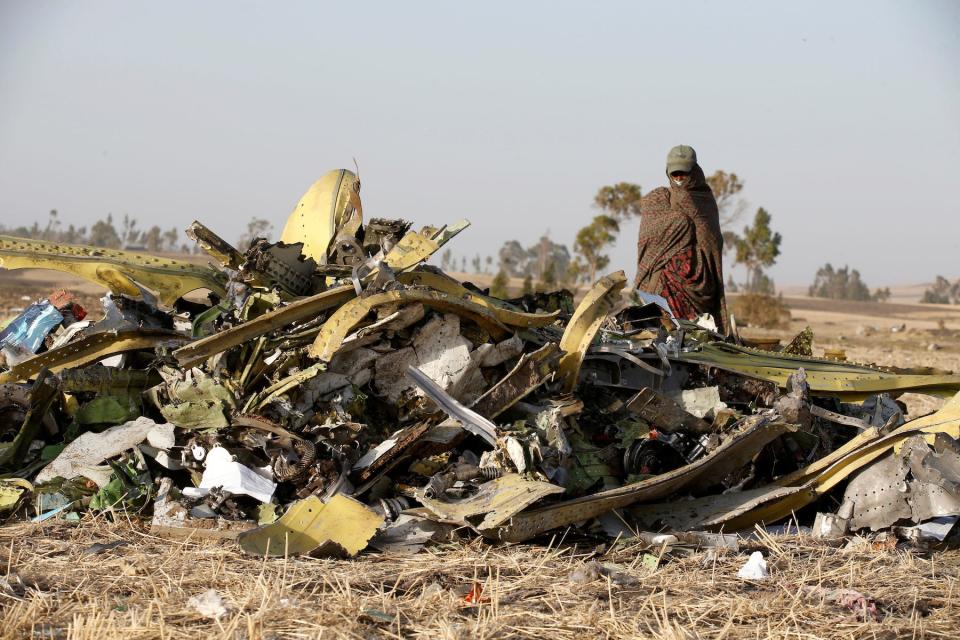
186;446;276;503
695;313;718;332
504;436;528;474
138;422;182;470
737;551;769;580
187;588;228;619
36;417;173;487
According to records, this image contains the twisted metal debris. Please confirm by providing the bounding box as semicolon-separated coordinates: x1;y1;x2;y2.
2;168;960;555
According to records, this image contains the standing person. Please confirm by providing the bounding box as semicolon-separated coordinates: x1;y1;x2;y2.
635;145;728;332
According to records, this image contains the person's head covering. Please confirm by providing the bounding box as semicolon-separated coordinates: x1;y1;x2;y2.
666;145;697;174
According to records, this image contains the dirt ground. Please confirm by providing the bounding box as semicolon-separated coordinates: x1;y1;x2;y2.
739;294;960;420
2;273;960;638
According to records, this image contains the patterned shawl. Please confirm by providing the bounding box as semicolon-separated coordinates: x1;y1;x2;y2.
634;164;728;332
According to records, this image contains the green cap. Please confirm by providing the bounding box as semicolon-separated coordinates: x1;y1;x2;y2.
666;145;697;174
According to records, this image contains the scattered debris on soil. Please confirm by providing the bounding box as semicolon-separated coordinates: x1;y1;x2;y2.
2;169;960;578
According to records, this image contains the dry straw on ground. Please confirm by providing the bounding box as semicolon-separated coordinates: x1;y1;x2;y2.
1;517;958;639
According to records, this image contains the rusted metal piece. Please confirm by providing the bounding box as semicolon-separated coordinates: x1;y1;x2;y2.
173;285;356;368
272;439;317;482
557;271;627;393
0;330;188;384
625;387;713;435
353;421;434;485
230;413;319;482
471;343;561;419
231;413;304;443
309;289;510;362
0;235;226;306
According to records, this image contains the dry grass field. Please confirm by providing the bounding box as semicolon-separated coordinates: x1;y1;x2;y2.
2;271;960;638
2;519;959;639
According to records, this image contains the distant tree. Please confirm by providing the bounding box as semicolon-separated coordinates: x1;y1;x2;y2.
471;254;482;273
539;258;558;290
749;268;776;296
808;264;871;301
88;214;122;248
920;276;960;305
121;214;141;248
497;236;571;280
593;182;643;221
489;269;510;299
440;249;453;271
163;227;179;252
872;287;892;303
566;260;585;286
143;225;163;252
460;256;466;272
237;217;273;251
498;240;526;277
522;273;534;295
733;208;781;293
63;224;85;244
705;170;747;228
529;234;570;282
42;209;61;241
573;214;619;284
484;255;493;274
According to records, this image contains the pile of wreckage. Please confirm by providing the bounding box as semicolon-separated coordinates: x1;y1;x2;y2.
2;168;960;557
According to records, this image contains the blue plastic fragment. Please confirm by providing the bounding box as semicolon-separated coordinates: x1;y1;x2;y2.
0;301;63;361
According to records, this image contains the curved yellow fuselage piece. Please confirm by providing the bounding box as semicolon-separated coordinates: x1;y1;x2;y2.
280;169;360;263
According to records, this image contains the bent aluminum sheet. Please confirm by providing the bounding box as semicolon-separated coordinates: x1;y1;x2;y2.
417;473;565;532
655;391;960;532
675;342;960;401
558;271;627;393
488;416;794;542
239;494;383;557
0;235;226;306
310;288;510;361
0;329;188;384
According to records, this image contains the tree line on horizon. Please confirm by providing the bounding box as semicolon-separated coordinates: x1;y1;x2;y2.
4;198;953;307
0;209;191;254
0;209;279;255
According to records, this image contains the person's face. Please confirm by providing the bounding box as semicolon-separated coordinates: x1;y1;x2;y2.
670;171;690;186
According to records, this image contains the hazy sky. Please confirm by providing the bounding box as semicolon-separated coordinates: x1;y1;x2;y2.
1;1;957;286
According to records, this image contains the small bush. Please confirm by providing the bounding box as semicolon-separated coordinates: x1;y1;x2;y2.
730;293;791;329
